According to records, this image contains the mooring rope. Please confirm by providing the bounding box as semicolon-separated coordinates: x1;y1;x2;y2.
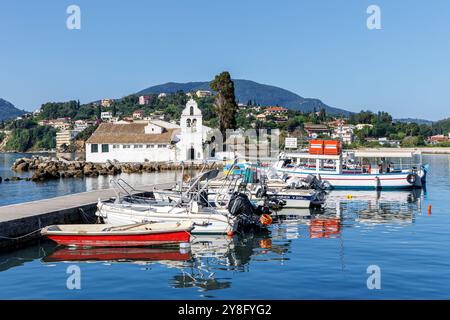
0;228;42;240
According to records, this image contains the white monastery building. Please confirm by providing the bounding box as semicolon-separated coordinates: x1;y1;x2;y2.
86;99;212;163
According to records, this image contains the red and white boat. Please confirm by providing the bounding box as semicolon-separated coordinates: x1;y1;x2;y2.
41;221;193;247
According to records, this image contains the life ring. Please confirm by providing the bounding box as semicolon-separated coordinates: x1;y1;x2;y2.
406;174;417;184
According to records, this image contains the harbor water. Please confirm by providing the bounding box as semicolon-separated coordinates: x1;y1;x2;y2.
1;153;450;299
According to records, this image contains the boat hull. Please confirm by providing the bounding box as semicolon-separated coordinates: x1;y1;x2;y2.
276;169;422;189
45;231;190;247
97;204;237;235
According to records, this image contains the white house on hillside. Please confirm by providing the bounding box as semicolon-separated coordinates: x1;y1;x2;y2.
85;99;212;163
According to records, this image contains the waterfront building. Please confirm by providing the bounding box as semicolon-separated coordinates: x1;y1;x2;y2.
428;134;450;145
85;99;212;163
138;95;150;105
56;130;80;150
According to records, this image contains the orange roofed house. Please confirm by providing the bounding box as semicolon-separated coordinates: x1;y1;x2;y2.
428;134;450;145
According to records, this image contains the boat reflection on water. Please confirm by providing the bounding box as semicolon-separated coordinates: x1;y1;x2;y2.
271;208;342;239
43;246;191;264
39;231;291;292
326;188;422;225
169;232;290;291
271;189;423;239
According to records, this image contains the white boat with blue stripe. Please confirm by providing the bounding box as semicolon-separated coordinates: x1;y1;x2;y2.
274;150;427;190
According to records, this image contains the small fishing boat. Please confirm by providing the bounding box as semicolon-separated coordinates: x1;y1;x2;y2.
41;221;193;247
99;168;272;234
97;201;238;234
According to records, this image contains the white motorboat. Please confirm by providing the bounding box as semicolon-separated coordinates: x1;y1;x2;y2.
97;169;272;234
274;147;428;190
96;200;237;235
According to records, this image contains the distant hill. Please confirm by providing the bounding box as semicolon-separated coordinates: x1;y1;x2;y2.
0;98;26;121
394;118;434;125
136;79;351;116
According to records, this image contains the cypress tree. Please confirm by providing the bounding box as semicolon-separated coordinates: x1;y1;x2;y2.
210;71;238;135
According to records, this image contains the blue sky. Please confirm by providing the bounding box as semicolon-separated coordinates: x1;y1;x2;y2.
1;0;449;120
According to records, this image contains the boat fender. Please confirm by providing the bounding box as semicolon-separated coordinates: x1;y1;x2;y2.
260;214;273;226
406;174;417;184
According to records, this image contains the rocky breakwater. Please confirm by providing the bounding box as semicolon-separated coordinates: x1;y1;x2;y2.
10;156;223;182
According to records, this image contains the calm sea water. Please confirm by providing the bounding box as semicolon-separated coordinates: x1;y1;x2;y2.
0;153;450;299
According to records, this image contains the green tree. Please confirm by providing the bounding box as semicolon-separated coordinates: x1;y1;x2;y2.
210;71;238;135
112;104;117;117
96;105;101;120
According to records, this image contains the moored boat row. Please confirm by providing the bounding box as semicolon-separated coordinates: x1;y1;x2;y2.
40;144;429;248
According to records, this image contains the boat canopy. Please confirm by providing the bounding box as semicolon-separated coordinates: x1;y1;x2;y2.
352;150;421;159
281;153;341;160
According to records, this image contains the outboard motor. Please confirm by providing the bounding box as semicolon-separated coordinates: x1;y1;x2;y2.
227;193;272;229
304;174;331;190
228;193;258;217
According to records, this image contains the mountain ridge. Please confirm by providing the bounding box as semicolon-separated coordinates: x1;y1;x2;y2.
136;79;351;116
0;98;26;121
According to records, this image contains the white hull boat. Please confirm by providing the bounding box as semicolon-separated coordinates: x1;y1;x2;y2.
275;149;427;190
96;201;237;235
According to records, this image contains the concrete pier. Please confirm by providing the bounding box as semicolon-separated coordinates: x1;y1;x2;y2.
0;182;174;251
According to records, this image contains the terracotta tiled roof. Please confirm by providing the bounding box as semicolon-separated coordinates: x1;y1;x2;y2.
266;106;288;111
86;123;180;144
304;122;329;130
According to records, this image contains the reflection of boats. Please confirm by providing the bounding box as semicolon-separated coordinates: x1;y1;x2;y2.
43;246;191;263
324;189;421;225
41;221;193;247
170;232;291;291
310;218;341;238
271;208;311;224
326;188;422;203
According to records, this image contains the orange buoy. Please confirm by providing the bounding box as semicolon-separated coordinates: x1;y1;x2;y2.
260;214;273;226
428;204;432;215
